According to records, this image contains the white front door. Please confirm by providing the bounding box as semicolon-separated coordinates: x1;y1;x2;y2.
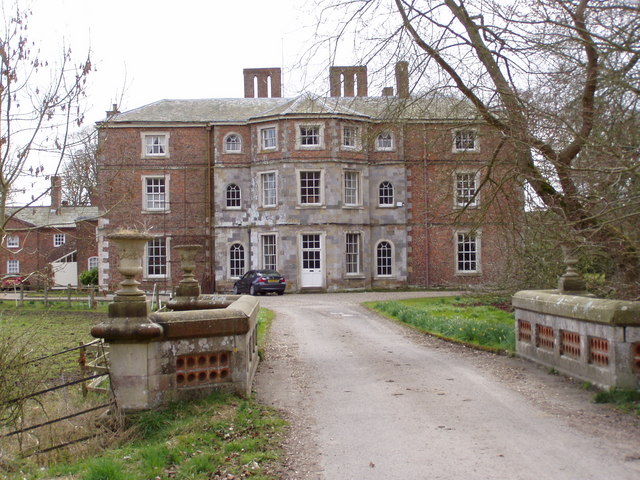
300;234;323;288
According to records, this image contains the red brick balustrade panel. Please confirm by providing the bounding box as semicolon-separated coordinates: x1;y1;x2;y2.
517;319;532;343
632;343;640;373
588;337;610;366
536;324;554;351
560;330;581;359
176;352;231;388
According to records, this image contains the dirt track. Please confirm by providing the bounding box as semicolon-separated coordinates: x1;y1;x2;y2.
254;292;640;480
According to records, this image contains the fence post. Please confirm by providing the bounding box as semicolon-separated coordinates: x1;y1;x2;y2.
19;283;24;306
90;287;97;309
44;283;49;307
79;342;88;398
67;284;72;307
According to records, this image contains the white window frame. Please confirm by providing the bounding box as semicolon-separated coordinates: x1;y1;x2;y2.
345;232;362;276
88;256;99;270
225;183;242;209
455;230;481;274
145;237;170;279
375;131;394;151
342;125;361;150
142;175;170;212
141;132;170;158
296;123;325;150
260;234;277;271
259;125;278;151
297;169;324;206
229;243;246;279
53;233;66;247
224;133;243;153
378;181;394;207
260;171;278;208
375;240;394;277
6;235;19;248
7;259;19;274
453;129;479;153
454;171;480;208
343;170;361;207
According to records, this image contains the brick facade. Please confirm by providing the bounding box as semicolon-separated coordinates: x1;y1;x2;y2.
1;177;100;288
95;65;522;294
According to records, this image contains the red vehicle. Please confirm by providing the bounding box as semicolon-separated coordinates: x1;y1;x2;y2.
0;274;31;290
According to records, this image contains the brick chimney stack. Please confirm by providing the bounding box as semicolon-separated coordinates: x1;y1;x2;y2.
106;103;120;117
51;176;62;212
243;68;282;98
330;66;368;97
395;61;410;99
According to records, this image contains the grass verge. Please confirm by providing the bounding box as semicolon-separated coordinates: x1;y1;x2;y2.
593;389;640;416
365;295;515;352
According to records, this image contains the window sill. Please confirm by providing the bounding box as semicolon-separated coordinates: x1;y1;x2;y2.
296;204;325;209
142;210;171;214
344;274;365;279
223;150;243;155
343;205;363;210
455;271;482;277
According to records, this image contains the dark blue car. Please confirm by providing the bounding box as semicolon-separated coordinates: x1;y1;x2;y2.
233;270;286;296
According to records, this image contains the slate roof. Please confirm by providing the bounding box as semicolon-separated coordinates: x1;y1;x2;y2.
7;206;101;229
101;94;478;125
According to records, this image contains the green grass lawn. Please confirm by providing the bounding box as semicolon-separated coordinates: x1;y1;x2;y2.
365;295;516;352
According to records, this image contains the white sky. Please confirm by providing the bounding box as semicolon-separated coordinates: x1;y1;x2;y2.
29;0;324;123
16;0;346;204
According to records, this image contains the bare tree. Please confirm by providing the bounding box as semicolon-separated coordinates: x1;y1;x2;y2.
61;127;97;206
314;0;640;297
0;3;91;225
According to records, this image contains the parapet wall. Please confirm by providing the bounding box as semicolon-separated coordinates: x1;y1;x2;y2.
103;295;260;412
513;290;640;390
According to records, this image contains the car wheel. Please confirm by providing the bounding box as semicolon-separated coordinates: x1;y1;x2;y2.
250;285;257;296
277;291;284;296
233;285;239;294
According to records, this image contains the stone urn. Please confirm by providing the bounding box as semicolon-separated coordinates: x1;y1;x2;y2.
91;230;163;340
174;244;202;297
558;244;587;293
109;231;153;301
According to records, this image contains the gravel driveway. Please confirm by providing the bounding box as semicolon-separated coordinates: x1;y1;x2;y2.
254;291;640;480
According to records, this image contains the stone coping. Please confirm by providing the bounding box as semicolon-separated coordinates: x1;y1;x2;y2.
150;295;260;339
512;290;640;326
166;294;241;311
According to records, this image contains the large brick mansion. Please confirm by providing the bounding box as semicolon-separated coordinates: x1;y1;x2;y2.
95;63;521;293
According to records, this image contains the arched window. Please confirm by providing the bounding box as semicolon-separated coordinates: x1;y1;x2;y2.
376;241;393;276
226;184;241;208
229;244;245;278
224;133;242;153
379;181;394;206
376;131;393;151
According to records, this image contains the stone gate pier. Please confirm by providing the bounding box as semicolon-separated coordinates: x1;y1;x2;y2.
513;251;640;390
91;234;259;412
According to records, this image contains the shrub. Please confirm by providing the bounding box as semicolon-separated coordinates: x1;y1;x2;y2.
80;268;99;286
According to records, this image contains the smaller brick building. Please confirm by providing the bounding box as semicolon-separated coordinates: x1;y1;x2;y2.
1;177;101;288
